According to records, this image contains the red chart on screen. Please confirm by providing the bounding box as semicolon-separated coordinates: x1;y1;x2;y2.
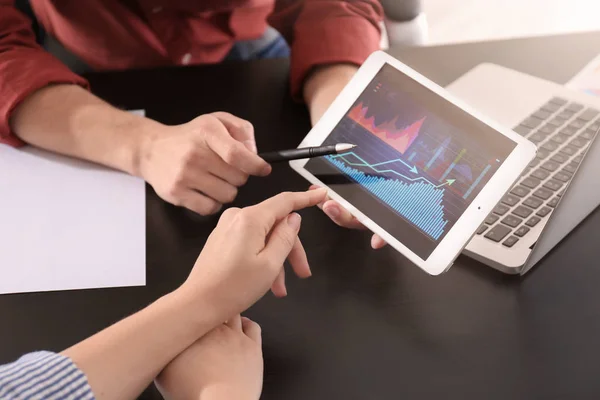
347;103;425;154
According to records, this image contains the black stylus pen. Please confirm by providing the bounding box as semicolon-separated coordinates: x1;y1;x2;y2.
259;143;357;163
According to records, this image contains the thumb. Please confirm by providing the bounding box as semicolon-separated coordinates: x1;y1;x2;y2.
259;213;302;267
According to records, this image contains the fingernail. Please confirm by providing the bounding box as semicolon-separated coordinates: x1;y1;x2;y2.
287;213;302;231
243;140;257;154
324;205;339;218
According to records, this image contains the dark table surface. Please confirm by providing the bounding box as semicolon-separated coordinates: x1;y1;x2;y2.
3;31;600;399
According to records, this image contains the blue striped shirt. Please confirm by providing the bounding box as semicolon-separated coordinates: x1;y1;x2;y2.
0;352;94;400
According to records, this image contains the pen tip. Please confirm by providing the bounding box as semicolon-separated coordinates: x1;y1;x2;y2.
335;143;357;153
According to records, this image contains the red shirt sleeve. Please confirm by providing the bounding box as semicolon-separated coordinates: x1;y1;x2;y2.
0;2;89;147
269;0;384;101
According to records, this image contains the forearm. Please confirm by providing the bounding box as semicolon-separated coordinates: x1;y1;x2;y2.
62;290;219;400
303;64;358;125
9;84;159;177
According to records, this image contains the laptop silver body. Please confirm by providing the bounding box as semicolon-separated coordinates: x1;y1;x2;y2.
447;63;600;274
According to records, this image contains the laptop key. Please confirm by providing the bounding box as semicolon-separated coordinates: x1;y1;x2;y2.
532;110;552;120
548;197;560;208
502;215;523;228
501;194;520;207
549;97;568;106
511;186;531;197
521;176;541;189
513;125;532;136
493;204;510;216
556;110;575;120
529;133;546;144
477;225;488;235
485;214;499;225
541;102;562;112
484;224;512;242
550;153;569;164
554;171;572;182
524;196;543;209
532;169;550;180
533;187;553;200
503;236;519;248
566;102;584;112
548;117;565;127
514;226;530;237
529;158;540;167
563;163;577;174
557;188;566;197
581;130;597;140
570;137;587;148
586;122;600;130
573;154;583;164
568;119;587;130
522;117;544;129
578;108;600;121
512;205;533;218
536;206;552;217
541;141;559;152
540;124;557;134
536;148;550;159
526;216;542;227
560;145;578;156
541;161;560;172
543;180;563;191
576;134;591;143
560;126;578;136
551;133;570;145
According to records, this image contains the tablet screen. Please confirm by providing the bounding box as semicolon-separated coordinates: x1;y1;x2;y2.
305;64;517;259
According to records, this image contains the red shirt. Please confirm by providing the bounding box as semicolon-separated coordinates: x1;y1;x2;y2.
0;0;383;146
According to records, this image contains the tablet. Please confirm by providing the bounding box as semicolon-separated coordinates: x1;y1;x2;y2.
290;51;537;275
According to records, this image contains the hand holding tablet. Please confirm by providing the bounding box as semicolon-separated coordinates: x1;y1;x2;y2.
290;51;537;275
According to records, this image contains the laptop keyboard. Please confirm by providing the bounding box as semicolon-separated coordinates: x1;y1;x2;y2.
477;97;600;248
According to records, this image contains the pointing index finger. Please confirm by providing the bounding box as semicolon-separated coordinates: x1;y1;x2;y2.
247;189;328;230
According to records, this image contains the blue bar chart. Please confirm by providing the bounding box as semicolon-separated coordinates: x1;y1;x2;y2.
327;156;448;240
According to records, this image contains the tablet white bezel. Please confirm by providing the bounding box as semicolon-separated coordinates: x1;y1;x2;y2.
290;51;537;275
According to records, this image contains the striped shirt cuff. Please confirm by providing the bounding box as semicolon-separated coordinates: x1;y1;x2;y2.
0;351;94;400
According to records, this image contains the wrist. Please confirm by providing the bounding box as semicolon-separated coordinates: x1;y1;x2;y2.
113;114;163;179
303;64;358;104
303;64;358;125
165;286;223;337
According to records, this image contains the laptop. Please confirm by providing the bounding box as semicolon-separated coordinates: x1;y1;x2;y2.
446;63;600;274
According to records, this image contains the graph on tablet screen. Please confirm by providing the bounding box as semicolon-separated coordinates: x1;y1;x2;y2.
346;102;424;154
305;64;515;257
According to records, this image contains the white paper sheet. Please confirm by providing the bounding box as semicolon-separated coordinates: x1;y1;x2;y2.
0;110;146;294
566;53;600;97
